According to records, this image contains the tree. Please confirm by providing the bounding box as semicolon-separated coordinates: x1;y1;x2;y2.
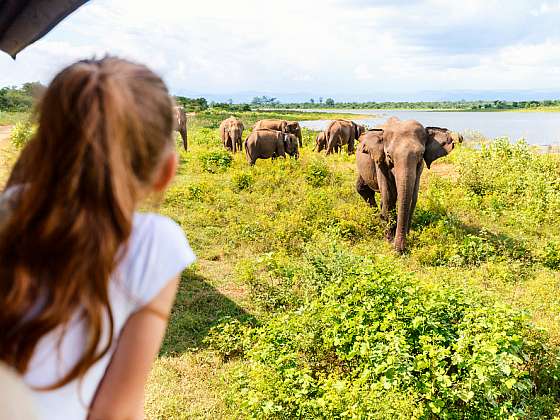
309;98;315;104
174;96;208;112
251;96;279;106
325;97;335;106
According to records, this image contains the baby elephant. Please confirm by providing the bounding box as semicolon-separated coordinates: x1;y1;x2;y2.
314;131;328;152
245;129;299;165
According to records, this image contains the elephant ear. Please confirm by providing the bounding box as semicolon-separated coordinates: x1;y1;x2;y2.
361;129;384;163
424;127;454;169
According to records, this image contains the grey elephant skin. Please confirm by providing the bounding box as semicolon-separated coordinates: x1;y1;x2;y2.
355;117;463;253
325;119;365;155
244;129;299;165
253;119;303;147
220;116;245;152
174;106;188;151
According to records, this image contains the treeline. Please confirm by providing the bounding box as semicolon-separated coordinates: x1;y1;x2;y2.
259;99;560;110
0;82;45;111
174;96;250;112
4;83;559;113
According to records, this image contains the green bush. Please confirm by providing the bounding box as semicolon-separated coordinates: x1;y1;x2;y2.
199;150;233;173
541;241;560;270
305;159;331;187
458;139;560;230
211;249;560;418
10;120;34;148
231;172;254;192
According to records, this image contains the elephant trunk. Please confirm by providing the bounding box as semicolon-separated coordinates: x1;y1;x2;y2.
393;164;416;253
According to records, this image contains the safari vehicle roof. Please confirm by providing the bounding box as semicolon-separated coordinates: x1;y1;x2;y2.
0;0;88;58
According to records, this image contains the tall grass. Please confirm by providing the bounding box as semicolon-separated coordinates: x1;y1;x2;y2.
0;110;559;418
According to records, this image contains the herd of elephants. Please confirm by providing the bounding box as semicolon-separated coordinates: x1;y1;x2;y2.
173;107;464;252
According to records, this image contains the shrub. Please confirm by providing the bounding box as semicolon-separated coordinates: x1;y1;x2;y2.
231;172;254;192
213;249;560;418
541;241;560;270
305;159;331;187
199;150;233;173
458;138;560;230
10;120;34;149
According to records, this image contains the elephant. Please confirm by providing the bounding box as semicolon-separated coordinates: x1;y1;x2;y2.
314;131;328;152
219;116;244;152
253;119;303;147
355;117;463;253
325;119;365;155
174;106;187;151
244;129;299;165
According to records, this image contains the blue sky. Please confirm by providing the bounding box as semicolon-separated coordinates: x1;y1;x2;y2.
1;0;560;101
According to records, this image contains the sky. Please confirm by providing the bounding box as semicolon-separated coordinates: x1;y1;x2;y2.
1;0;560;102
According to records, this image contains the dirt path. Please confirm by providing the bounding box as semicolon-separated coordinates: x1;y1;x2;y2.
0;126;12;146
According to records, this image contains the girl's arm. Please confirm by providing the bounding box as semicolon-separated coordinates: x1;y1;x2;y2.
87;276;180;420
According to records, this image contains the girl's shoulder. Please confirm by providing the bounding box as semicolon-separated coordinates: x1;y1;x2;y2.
115;213;196;310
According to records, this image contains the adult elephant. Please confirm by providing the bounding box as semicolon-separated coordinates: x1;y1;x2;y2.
355;118;463;253
244;129;299;165
325;119;365;155
220;116;244;152
253;119;303;147
174;106;187;151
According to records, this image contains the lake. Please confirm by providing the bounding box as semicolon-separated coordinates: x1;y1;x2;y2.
298;109;560;146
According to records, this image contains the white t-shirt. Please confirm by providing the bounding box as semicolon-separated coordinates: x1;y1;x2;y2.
20;212;196;420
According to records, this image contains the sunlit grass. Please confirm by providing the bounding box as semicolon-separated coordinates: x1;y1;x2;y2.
1;110;559;418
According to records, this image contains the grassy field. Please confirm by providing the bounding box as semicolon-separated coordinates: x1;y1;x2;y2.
0;110;30;125
2;110;560;418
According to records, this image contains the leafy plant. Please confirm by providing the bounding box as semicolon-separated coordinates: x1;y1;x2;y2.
305;159;331;187
10;120;34;149
199;150;233;173
231;172;254;192
215;250;560;418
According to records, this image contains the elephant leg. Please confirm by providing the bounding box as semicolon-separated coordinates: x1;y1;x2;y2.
326;133;338;155
376;165;397;241
180;128;187;151
407;162;423;234
356;176;376;207
347;138;355;155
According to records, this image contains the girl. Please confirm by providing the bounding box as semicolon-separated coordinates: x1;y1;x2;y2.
0;57;195;419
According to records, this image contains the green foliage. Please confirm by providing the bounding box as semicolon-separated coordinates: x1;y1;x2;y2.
10;120;35;148
204;317;255;360
174;96;208;112
0;82;44;111
305;159;332;187
541;241;560;269
213;249;560;419
2;108;560;418
231;172;254;192
458;139;560;231
199;150;233;173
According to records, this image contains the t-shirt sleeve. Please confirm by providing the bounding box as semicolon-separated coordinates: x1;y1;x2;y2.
121;214;196;311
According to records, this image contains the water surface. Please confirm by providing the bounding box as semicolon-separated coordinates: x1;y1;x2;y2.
298;109;560;146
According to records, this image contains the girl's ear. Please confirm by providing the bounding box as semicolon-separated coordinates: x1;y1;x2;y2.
152;151;177;192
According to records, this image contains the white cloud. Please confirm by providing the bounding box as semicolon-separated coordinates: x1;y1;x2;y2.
1;0;560;99
354;65;374;80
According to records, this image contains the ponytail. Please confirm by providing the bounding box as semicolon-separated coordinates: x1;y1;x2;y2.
0;57;175;388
